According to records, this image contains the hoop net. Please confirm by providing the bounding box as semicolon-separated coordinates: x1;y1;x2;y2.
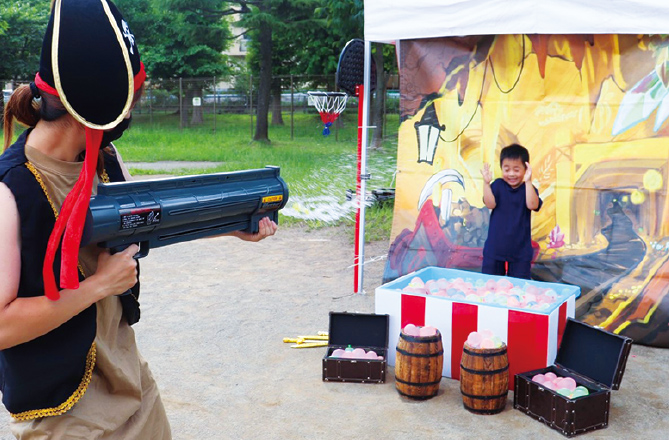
308;91;348;135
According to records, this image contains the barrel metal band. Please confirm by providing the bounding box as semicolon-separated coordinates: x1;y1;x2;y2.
397;348;444;358
463;404;505;415
463;347;507;357
399;333;441;344
461;390;508;400
395;377;442;387
396;389;437;400
460;364;509;375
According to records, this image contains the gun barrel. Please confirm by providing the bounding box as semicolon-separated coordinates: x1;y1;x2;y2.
81;166;288;251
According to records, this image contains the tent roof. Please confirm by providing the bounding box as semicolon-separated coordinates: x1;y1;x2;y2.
364;0;669;42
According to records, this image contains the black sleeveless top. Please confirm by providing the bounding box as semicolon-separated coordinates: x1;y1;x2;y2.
0;129;140;419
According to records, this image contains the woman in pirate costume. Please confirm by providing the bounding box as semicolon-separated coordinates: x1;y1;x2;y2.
0;1;276;438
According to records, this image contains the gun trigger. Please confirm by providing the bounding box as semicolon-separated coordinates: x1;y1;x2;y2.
134;242;150;259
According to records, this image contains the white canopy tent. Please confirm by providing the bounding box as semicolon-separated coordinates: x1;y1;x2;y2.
365;0;669;42
352;0;669;293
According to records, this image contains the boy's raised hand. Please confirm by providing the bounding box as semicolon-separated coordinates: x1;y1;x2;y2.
524;162;533;182
480;163;493;184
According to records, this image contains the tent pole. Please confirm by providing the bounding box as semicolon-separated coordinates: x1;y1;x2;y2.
354;40;372;294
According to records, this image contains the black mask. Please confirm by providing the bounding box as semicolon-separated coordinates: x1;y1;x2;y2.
101;116;132;147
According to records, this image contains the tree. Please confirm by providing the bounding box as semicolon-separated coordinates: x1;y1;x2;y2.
115;0;234;126
0;1;50;127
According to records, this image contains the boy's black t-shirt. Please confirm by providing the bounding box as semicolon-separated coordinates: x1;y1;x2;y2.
483;179;542;262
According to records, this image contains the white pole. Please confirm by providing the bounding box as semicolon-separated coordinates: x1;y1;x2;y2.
356;40;372;294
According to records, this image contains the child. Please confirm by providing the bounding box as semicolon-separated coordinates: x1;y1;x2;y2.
480;144;542;279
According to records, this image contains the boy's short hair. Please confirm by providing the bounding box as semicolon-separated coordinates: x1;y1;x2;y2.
500;144;529;166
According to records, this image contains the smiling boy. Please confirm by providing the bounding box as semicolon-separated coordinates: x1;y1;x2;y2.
480;144;542;279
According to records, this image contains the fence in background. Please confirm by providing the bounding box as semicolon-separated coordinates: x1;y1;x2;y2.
2;74;400;141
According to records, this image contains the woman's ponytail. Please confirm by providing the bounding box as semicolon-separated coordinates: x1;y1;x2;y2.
3;85;40;150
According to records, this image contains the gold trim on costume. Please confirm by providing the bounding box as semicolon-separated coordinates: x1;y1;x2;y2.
9;343;97;421
25;161;87;277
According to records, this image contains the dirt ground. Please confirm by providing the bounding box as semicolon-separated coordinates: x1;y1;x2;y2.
1;225;668;439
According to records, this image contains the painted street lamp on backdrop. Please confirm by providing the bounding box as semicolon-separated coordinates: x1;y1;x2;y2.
415;102;445;165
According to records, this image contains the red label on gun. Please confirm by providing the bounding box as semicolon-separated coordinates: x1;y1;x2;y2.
119;206;162;230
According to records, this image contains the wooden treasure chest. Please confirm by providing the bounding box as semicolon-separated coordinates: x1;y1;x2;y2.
513;318;632;437
322;312;389;383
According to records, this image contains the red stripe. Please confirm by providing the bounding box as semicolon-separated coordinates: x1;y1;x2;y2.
558;301;568;348
451;302;478;380
507;310;549;389
400;294;426;329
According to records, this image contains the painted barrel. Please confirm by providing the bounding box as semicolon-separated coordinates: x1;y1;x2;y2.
395;330;444;400
460;342;509;414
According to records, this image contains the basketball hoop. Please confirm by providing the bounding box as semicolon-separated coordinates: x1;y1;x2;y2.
308;91;348;136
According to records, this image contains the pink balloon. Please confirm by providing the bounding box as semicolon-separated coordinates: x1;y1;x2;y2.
331;349;345;358
558;377;577;391
420;326;437;337
410;277;425;288
365;350;379;359
485;279;497;290
480;329;494;339
542;381;556;390
403;324;420;336
466;332;482;348
351;348;366;358
532;374;546;384
480;338;495;349
497;279;513;290
544;372;557;381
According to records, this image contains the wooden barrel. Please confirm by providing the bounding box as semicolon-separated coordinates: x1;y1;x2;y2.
460;342;509;414
395;330;444;400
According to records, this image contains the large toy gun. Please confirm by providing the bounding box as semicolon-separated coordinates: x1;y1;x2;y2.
81;166;288;257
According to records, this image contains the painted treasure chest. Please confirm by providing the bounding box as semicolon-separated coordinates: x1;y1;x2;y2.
513;318;633;437
322;312;389;383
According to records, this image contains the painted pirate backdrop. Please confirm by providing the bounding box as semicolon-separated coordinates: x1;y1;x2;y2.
384;34;669;348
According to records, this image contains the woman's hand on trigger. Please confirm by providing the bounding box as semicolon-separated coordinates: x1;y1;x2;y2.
93;244;139;298
480;163;493;184
235;216;278;242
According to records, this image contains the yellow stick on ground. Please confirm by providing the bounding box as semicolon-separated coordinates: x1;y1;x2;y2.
282;338;304;344
296;335;328;340
290;342;328;348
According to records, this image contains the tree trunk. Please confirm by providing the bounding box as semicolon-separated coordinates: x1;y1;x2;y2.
180;88;190;128
371;43;386;149
254;16;272;142
271;84;284;125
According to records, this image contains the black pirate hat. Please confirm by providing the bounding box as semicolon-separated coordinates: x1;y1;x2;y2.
37;0;146;300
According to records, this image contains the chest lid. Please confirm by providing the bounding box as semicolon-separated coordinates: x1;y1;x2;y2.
555;318;633;390
328;312;389;349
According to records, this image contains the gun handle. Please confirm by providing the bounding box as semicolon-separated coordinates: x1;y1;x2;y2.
110;242;147;297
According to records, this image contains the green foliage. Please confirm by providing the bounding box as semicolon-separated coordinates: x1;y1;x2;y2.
0;0;49;80
115;0;233;80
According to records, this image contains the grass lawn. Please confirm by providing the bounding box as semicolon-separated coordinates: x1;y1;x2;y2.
119;110;399;243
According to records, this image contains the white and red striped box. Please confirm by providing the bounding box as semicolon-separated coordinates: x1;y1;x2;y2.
375;267;578;389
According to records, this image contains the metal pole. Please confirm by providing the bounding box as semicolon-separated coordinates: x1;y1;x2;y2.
179;77;183;131
213;76;217;133
149;85;153;125
250;74;254;140
290;75;294;140
354;40;373;295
